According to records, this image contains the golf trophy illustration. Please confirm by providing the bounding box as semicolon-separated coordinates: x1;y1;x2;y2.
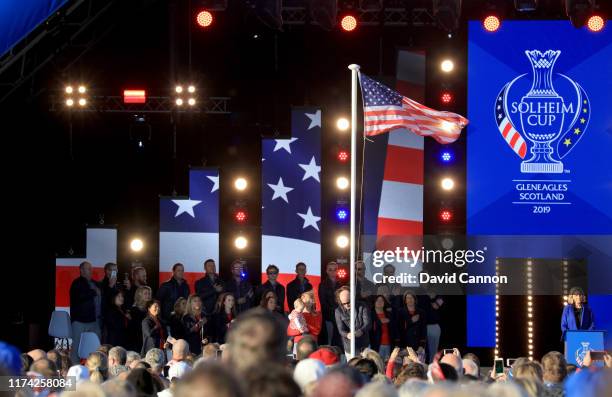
519;50;565;173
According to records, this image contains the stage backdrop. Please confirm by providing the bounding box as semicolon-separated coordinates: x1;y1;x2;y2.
261;107;321;310
467;20;612;349
159;168;219;291
55;227;117;312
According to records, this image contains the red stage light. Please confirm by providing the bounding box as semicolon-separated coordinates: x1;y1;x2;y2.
439;209;453;222
196;10;214;28
340;15;358;32
587;15;605;32
337;268;348;280
338;150;349;162
441;91;453;104
483;15;501;32
235;210;248;223
123;90;146;104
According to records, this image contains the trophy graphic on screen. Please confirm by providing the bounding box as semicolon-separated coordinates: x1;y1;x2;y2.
518;50;565;173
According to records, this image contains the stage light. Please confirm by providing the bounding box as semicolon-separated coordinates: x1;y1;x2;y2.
188;85;196;93
337;150;349;162
336;176;349;190
66;99;74;107
124;89;146;104
234;210;248;223
188;98;196;106
441;177;455;191
441;59;454;73
175;86;183;94
176;98;184;106
441;237;454;249
78;85;86;94
440;150;453;163
78;98;87;107
337;117;350;131
130;238;144;252
440;91;453;104
65;86;73;94
439;209;453;222
234;177;248;191
234;236;248;250
340;15;358;32
336;208;348;221
587;15;605;32
441;121;454;132
337;267;348;280
336;235;349;248
196;10;214;28
483;15;501;32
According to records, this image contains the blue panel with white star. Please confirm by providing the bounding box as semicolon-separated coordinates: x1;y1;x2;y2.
262;108;321;244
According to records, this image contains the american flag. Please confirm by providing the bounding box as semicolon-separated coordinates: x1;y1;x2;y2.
359;73;468;144
261;108;322;309
495;83;527;159
159;168;219;290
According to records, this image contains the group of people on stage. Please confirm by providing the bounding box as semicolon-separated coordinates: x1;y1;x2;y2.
69;258;449;364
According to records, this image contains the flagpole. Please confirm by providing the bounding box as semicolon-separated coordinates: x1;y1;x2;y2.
348;63;360;359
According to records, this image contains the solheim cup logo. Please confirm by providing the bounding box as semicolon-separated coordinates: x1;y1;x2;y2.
576;341;591;367
495;50;591;173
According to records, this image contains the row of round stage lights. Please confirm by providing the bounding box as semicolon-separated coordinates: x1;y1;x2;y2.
64;85;88;107
233;177;249;250
335;117;351;249
481;14;605;33
438;58;457;224
174;85;196;107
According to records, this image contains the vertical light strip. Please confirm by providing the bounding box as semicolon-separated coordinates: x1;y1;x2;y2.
562;259;569;306
527;259;534;361
495;258;500;358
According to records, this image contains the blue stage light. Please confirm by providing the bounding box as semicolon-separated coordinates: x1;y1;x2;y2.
336;209;349;221
441;150;453;163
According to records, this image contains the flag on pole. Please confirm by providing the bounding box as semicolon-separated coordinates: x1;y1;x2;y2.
359;73;468;144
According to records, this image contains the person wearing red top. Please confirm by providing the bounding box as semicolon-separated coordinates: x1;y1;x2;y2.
369;295;398;361
291;288;322;344
141;300;167;355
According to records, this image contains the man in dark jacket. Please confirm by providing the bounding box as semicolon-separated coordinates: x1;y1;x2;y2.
318;261;343;346
255;264;285;313
334;286;371;355
195;259;224;314
286;262;313;311
100;262;120;341
225;260;253;314
69;261;102;363
156;263;190;324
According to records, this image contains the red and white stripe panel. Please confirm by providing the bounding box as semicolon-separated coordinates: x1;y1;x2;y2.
499;117;527;158
55;228;117;312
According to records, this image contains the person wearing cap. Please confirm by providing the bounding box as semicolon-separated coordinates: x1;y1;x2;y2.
293;358;326;392
561;286;595;341
309;348;340;367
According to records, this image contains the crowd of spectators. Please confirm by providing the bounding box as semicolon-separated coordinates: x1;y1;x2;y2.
0;259;609;397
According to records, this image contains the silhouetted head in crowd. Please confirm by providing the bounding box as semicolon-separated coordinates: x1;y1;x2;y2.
172;263;185;282
101;378;137;397
514;377;544;397
126;368;163;397
325;262;338;282
514;362;543;383
98;344;112;355
296;262;307;280
175;362;246;397
296;336;318;361
355;381;398;397
79;261;93;281
20;353;33;375
394;362;427;386
225;308;286;374
565;366;612;397
109;346;127;368
126;352;141;369
86;351;108;384
134;286;152;311
144;348;165;375
27;349;46;362
541;351;567;384
133;266;147;286
30;358;58;378
441;353;464;376
360;348;385;374
351;358;378;382
172;339;190;361
312;366;364;397
244;363;301;397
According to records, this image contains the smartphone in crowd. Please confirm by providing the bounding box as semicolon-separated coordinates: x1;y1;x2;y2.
111;269;117;278
494;358;505;376
590;351;607;361
443;349;454;355
507;358;517;367
163;365;170;378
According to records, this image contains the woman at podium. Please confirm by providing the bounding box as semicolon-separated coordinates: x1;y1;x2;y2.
561;286;595;341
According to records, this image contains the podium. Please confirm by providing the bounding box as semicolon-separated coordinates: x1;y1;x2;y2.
565;330;606;366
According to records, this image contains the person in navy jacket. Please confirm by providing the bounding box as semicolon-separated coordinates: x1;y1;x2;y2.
561;286;595;341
